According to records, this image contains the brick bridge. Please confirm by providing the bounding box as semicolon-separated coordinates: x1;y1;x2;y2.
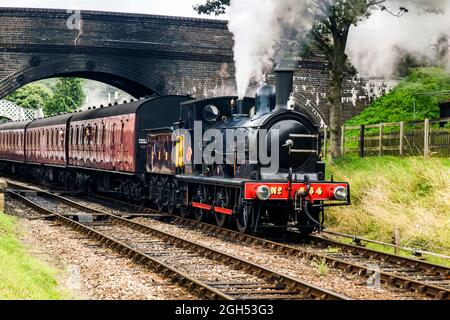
0;7;377;124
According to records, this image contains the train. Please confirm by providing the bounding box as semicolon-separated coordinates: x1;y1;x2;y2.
0;67;350;234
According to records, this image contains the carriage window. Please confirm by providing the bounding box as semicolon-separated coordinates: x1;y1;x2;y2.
94;124;98;145
101;124;106;145
70;127;73;145
120;122;125;144
86;125;92;145
112;124;116;145
81;125;85;145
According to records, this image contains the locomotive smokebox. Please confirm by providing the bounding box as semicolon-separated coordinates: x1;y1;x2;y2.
275;65;295;111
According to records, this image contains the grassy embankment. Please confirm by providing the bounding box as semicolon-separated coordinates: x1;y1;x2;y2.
0;213;64;299
327;156;450;263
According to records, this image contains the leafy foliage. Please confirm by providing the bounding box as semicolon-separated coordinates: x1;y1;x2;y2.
5;78;85;117
45;78;85;116
5;83;53;110
193;0;229;15
346;68;450;125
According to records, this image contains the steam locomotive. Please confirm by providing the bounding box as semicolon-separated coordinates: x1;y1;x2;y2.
0;68;350;233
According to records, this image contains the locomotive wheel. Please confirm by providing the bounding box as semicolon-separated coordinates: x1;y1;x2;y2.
194;185;208;222
236;204;252;233
214;187;230;228
155;177;165;212
166;178;177;215
180;207;190;218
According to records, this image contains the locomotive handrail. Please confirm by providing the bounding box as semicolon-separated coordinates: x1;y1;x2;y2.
289;134;319;139
290;149;319;154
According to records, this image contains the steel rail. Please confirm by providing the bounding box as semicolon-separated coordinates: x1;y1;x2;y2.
8;190;230;300
7;180;450;299
317;229;450;261
75;192;450;300
6;183;348;301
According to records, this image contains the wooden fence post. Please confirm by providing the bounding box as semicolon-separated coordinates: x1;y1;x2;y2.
359;125;365;158
378;123;384;156
0;179;7;213
341;125;345;156
399;121;404;157
393;229;401;255
424;118;430;158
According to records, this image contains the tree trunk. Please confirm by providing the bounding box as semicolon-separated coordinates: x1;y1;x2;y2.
327;29;348;164
327;80;343;164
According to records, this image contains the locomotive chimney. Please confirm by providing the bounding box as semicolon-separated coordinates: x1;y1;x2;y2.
274;63;295;111
233;99;247;117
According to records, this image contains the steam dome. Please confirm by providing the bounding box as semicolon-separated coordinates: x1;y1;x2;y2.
255;84;275;115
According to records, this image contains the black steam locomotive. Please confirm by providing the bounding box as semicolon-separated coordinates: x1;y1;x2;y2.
0;67;350;234
146;67;350;233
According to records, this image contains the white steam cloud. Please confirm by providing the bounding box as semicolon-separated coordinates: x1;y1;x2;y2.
228;0;314;98
348;0;450;77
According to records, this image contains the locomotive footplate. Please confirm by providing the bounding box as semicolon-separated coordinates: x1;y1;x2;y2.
176;174;246;187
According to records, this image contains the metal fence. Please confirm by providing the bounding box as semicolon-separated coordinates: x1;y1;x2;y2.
339;118;450;158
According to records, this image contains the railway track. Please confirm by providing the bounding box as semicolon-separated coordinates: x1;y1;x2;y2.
5;181;347;301
78;193;450;300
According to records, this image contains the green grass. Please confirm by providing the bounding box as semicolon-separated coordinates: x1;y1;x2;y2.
311;258;329;276
0;213;65;299
327;156;450;258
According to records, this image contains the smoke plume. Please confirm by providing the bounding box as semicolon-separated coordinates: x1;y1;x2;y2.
227;0;314;98
347;0;450;77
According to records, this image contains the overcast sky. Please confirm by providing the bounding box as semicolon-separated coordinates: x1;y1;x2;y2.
0;0;226;18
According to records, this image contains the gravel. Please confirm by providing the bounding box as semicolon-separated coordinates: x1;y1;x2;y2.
133;217;428;300
5;198;196;300
68;196;430;300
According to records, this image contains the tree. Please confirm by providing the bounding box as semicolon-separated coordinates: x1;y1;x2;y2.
194;0;229;15
45;78;85;116
194;0;406;162
5;83;53;109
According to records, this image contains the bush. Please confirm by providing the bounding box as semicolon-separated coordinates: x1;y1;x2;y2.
347;68;450;126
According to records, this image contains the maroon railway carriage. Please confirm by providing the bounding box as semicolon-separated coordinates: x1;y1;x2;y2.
67;96;192;176
0;95;193;196
0;120;28;163
26;114;72;166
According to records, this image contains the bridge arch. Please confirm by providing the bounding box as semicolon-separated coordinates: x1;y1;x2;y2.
1;55;170;99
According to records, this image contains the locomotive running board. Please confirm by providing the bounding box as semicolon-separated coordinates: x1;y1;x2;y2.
192;201;233;215
176;174;245;187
